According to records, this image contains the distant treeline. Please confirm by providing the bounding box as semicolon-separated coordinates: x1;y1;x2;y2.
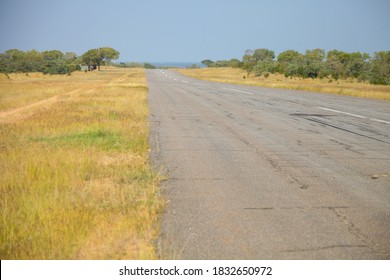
202;49;390;85
116;62;157;69
0;47;119;74
116;62;202;69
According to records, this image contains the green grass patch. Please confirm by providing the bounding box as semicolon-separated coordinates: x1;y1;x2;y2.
30;129;126;150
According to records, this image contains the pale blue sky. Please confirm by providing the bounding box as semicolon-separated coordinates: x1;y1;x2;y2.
0;0;389;62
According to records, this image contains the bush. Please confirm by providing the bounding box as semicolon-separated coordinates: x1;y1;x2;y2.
187;64;200;69
144;63;156;69
0;49;80;75
368;51;390;85
43;61;71;74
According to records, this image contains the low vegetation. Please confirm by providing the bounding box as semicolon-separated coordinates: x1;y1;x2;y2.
201;48;390;85
116;62;158;69
0;47;160;75
176;67;390;100
0;47;119;74
0;68;163;259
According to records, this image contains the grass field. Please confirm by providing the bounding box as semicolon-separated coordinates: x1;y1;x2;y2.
0;68;163;259
176;67;390;100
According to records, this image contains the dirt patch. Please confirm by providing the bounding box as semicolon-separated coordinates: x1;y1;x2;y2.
0;88;81;123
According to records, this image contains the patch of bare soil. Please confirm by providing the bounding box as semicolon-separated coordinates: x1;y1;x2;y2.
0;88;81;123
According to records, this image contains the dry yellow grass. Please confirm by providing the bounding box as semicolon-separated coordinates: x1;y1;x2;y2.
0;68;164;259
176;67;390;100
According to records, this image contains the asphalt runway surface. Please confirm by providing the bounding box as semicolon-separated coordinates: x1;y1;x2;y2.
147;69;390;259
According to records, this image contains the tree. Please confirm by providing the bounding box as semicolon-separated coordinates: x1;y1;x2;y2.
64;52;78;61
0;48;83;74
81;47;120;71
144;63;156;69
3;49;26;72
252;48;275;62
285;62;302;78
228;58;242;68
25;49;44;72
242;49;255;73
251;49;276;76
213;60;230;67
301;49;326;78
326;50;347;80
99;47;120;70
81;49;100;70
42;50;64;61
242;48;275;74
42;50;69;74
369;51;390;85
187;64;200;69
277;50;301;64
346;52;369;79
277;50;301;74
253;60;277;76
201;59;215;67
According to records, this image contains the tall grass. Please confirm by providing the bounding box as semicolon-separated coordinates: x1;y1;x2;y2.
176;67;390;100
0;68;163;259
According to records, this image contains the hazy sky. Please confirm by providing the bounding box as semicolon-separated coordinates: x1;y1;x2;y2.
0;0;389;62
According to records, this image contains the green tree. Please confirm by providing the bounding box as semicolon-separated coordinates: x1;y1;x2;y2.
187;64;200;69
24;49;44;72
99;47;120;70
285;62;302;77
277;50;301;64
0;53;8;73
81;47;120;71
369;51;390;85
324;50;370;80
3;49;26;72
42;50;67;74
201;59;215;67
253;60;277;76
228;58;242;68
242;48;275;74
81;49;101;70
277;50;301;74
42;50;64;61
242;49;255;73
64;52;78;61
252;49;276;76
0;48;80;74
326;50;348;80
346;52;369;79
214;60;230;67
301;49;326;78
143;63;156;69
252;48;275;62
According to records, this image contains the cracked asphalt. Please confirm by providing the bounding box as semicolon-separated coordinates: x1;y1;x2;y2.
147;69;390;259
